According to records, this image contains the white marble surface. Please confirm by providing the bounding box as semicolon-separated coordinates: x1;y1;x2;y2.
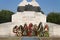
18;0;39;6
12;11;46;25
0;22;60;37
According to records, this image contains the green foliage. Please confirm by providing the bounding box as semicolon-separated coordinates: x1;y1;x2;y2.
44;31;49;37
0;10;14;23
47;12;60;24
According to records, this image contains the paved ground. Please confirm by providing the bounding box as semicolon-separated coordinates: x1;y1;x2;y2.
0;37;20;40
0;37;60;40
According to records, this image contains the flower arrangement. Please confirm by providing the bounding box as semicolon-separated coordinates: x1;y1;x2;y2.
13;22;49;37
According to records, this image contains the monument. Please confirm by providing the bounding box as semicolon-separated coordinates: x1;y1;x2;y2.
0;0;60;37
12;0;47;37
12;0;46;26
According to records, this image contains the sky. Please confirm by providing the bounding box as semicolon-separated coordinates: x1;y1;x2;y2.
0;0;60;15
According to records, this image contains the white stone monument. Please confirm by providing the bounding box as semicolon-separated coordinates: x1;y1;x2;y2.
12;0;46;26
